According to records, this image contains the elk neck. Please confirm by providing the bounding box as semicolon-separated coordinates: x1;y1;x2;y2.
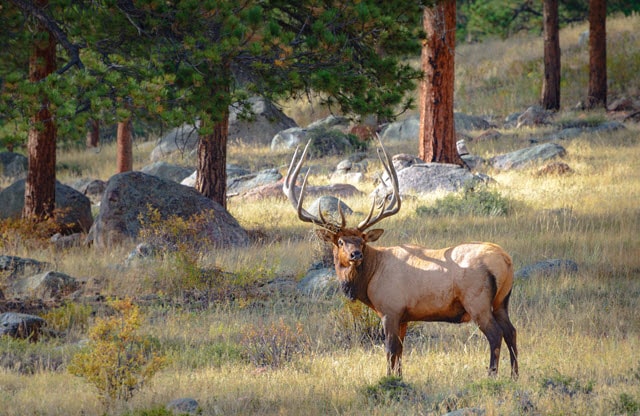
335;244;379;304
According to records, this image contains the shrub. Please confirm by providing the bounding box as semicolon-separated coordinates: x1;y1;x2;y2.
306;126;368;157
362;376;421;404
240;318;310;368
416;186;511;217
68;298;166;406
331;299;384;347
611;393;640;415
41;302;92;335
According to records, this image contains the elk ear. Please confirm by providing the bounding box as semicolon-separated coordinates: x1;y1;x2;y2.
364;229;384;242
316;229;336;243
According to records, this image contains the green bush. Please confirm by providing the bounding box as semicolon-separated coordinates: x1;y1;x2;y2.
416;186;511;217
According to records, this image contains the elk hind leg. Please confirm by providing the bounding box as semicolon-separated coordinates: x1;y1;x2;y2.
475;313;503;376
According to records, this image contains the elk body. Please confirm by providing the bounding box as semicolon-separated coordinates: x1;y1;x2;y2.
284;139;518;379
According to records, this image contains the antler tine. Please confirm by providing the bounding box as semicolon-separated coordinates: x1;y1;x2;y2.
357;134;402;231
283;140;340;231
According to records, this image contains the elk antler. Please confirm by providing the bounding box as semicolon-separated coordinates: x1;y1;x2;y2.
283;140;346;232
357;134;401;231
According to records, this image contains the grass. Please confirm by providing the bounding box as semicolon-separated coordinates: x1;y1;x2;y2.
1;13;640;416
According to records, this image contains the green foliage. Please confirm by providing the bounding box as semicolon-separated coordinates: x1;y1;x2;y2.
331;299;384;347
122;408;179;416
41;302;92;334
67;298;166;406
240;318;310;368
0;337;68;374
0;216;67;251
541;371;594;397
362;376;421;404
611;393;640;415
416;186;511;217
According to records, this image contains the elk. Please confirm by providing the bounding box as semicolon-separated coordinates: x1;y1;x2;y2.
283;138;518;379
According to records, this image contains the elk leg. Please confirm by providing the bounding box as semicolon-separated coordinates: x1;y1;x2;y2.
494;306;518;379
382;316;404;377
476;313;503;376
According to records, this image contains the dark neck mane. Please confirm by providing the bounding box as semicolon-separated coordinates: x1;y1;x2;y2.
336;246;376;304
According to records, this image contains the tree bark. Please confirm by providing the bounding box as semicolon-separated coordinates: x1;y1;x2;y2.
587;0;607;109
541;0;561;111
196;115;229;208
116;119;133;172
86;119;100;148
418;0;462;165
22;0;57;222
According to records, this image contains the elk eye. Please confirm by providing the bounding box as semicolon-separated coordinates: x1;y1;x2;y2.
337;239;343;247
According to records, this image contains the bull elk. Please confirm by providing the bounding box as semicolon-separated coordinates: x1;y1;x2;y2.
283;138;518;379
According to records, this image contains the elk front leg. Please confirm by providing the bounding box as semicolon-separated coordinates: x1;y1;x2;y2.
382;316;405;377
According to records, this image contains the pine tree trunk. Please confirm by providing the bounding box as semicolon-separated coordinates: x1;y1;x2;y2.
541;0;561;110
86;119;100;148
116;119;133;173
587;0;607;109
418;0;462;165
196;115;229;208
22;0;57;222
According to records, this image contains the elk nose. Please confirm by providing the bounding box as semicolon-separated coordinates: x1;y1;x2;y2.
350;251;363;262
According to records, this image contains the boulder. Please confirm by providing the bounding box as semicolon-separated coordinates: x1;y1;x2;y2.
88;171;249;248
373;163;480;198
381;113;493;142
166;398;200;415
0;312;46;341
270;127;308;151
0;255;49;280
0;179;93;233
0;152;28;180
240;182;362;202
515;259;578;279
180;165;252;187
516;105;553;128
296;267;339;298
140;161;194;183
228;96;297;145
227;168;282;196
490;143;566;170
307;196;353;222
70;178;107;205
380;115;420;142
8;271;80;300
150;123;200;162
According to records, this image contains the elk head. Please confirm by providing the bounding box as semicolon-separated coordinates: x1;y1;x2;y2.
283;136;401;293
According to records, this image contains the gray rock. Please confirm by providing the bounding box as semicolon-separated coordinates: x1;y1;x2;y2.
88;171;249;248
227;168;282;196
0;179;93;233
270;127;308;151
373;163;480;198
140;161;195;183
490;143;566;170
166;398;200;415
306;114;350;131
297;267;339;298
380;115;420;142
9;271;79;300
0;312;46;341
70;178;107;205
515;259;579;279
0;152;28;180
0;255;49;280
228;96;297;145
454;113;494;131
150;123;200;162
516;105;552;128
307;196;353;223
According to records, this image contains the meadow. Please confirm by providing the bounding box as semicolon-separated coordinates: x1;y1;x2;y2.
0;14;639;416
